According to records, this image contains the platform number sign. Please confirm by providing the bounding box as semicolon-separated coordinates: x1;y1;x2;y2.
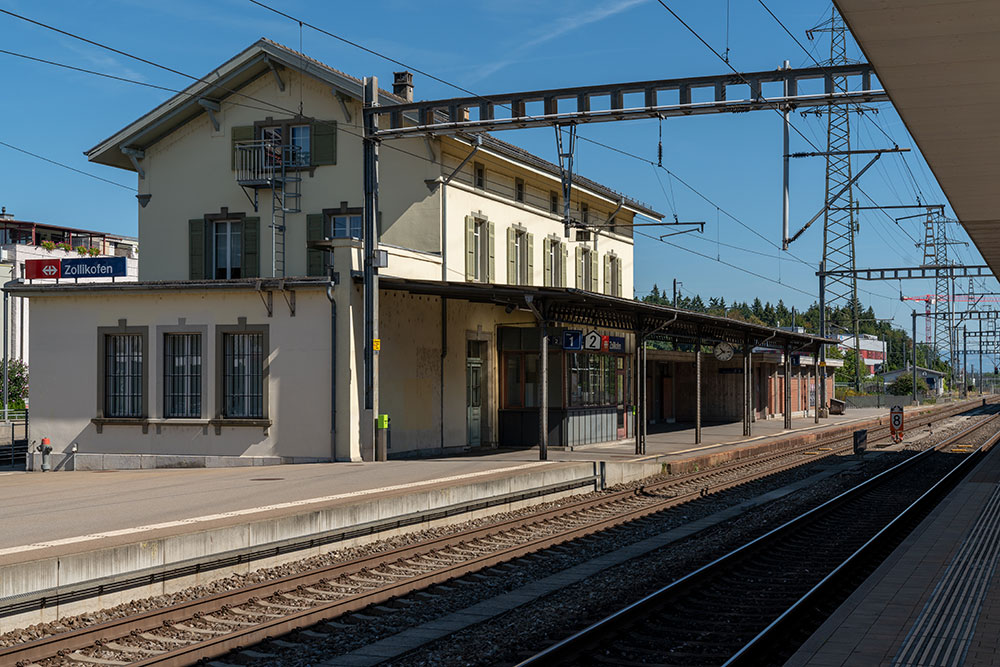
563;330;583;351
583;330;602;351
890;405;904;443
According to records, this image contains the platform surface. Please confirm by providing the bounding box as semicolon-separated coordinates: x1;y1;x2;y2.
0;403;947;566
786;438;1000;667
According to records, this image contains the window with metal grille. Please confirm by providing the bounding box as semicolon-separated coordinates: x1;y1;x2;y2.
164;333;201;418
223;332;264;418
105;334;143;418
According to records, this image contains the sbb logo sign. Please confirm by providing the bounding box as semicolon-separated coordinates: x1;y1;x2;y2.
24;259;61;279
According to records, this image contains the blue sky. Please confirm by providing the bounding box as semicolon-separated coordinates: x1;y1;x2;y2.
0;0;992;332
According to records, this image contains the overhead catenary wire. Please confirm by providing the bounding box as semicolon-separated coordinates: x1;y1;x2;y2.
0;139;135;192
0;37;813;280
0;9;801;273
652;0;937;307
242;0;827;270
758;0;973;260
0;21;820;301
0;4;912;309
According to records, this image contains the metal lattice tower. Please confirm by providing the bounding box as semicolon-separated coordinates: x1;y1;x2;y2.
920;210;954;372
812;8;861;385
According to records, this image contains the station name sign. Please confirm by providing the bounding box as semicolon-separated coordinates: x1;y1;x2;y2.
25;256;127;280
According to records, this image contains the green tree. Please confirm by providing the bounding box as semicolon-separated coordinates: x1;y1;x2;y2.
888;372;928;396
1;359;27;408
835;349;869;383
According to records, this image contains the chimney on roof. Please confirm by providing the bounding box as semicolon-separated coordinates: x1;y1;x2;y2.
393;71;413;102
0;207;11;221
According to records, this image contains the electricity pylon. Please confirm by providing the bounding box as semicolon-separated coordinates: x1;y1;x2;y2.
809;8;861;389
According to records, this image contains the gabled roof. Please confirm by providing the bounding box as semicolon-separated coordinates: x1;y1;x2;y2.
84;39;661;218
85;38;406;171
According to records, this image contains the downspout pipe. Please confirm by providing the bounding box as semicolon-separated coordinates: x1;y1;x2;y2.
326;281;337;461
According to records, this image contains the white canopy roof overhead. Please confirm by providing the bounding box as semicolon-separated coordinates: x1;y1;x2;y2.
834;0;1000;277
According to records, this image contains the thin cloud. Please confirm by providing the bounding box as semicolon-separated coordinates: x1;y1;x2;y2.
469;0;647;81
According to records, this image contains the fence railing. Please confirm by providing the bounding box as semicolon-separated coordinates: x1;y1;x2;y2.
234;142;306;184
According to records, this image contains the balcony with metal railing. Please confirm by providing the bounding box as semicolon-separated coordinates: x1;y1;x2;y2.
235;141;308;187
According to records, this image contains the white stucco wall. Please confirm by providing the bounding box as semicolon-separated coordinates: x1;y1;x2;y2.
135;70;441;282
28;287;340;461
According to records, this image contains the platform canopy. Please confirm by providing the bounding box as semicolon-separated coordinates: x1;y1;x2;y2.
834;0;1000;278
380;278;836;349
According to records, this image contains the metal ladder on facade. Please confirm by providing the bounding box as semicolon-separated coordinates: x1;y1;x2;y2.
269;146;302;277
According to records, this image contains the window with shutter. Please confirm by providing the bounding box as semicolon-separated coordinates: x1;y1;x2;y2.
507;227;516;284
486;221;495;283
311;121;337;165
465;216;476;281
603;254;611;294
526;233;534;285
590;250;599;292
242;217;260;278
543;238;552;286
189;219;205;280
615;256;623;296
307;214;326;277
575;247;584;289
561;244;568;287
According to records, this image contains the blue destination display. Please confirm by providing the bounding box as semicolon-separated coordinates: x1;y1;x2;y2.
61;256;127;279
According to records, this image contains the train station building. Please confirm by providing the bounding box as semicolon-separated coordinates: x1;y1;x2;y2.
9;39;836;470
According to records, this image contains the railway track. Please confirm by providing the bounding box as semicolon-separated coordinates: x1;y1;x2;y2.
518;410;1000;667
2;400;986;666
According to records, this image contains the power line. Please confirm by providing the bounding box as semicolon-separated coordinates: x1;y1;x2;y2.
0;34;799;272
654;0;906;306
0;140;135;191
243;0;822;269
0;41;441;180
632;227;818;299
0;48;181;93
755;0;899;147
0;4;908;307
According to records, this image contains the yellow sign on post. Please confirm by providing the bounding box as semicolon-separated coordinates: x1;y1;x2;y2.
372;338;381;351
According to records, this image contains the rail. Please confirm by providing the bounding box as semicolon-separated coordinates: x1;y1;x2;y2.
1;399;987;666
518;409;1000;666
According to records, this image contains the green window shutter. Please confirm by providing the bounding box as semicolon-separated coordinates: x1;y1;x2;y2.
616;257;623;297
487;221;496;283
231;125;254;170
306;213;325;277
242;217;260;278
465;216;475;281
312;121;338;165
507;226;516;284
603;254;611;294
526;233;534;286
561;245;568;287
575;247;583;289
189;219;205;280
543;238;552;287
590;250;599;292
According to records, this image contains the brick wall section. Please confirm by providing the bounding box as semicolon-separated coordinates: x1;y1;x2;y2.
664;399;984;475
